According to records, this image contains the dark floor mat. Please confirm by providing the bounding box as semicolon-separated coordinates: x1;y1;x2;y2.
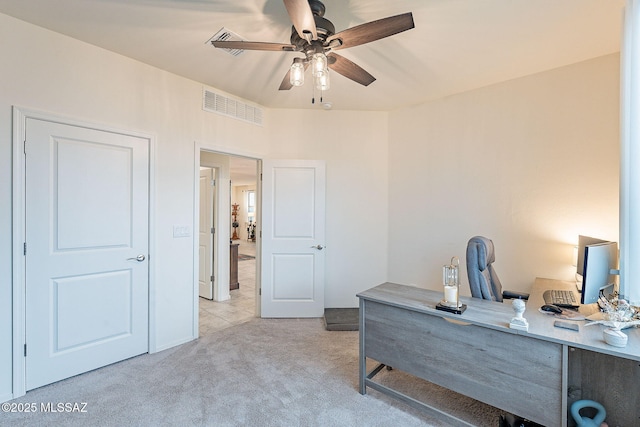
324;308;359;331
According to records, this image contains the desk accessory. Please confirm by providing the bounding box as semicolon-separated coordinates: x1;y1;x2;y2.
603;328;628;347
509;299;529;331
436;256;467;314
554;320;579;331
540;304;562;314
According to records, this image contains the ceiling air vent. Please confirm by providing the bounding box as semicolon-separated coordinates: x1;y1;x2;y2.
203;89;264;126
207;28;246;57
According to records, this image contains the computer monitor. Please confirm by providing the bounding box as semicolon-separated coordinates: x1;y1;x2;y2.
576;235;608;283
581;241;618;304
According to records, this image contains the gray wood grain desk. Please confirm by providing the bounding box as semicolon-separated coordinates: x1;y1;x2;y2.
357;279;640;426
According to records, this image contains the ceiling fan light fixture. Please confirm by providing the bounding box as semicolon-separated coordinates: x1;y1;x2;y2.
290;58;305;87
315;69;330;91
311;52;328;77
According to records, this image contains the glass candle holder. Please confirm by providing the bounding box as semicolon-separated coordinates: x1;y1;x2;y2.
442;257;460;307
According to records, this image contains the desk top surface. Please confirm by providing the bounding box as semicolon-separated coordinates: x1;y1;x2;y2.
358;278;640;361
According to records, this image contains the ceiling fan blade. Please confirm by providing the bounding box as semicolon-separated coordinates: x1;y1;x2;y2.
327;53;376;87
211;40;296;52
283;0;317;41
279;70;294;91
327;12;414;50
279;60;309;90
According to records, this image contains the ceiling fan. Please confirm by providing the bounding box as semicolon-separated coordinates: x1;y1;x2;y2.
211;0;414;91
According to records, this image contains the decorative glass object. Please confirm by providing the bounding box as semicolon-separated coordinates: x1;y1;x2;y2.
315;69;330;91
289;58;305;87
436;256;467;314
311;52;328;77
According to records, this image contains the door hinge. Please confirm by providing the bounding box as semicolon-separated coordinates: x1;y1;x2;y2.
259;288;261;296
211;227;214;234
211;179;215;186
23;242;27;255
24;344;27;357
23;139;26;155
260;173;263;181
211;275;214;283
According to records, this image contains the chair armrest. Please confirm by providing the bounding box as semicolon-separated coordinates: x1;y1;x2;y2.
502;290;530;300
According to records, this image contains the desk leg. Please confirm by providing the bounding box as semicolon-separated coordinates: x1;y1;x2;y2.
561;345;568;427
359;299;366;394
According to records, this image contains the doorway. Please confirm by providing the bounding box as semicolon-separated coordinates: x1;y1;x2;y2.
198;152;258;335
12;108;152;396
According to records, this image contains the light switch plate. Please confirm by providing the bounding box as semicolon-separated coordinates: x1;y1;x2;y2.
173;225;191;238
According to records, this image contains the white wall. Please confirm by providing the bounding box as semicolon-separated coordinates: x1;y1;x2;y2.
0;13;389;400
388;54;620;294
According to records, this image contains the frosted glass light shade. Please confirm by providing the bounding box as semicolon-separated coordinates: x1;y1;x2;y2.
311;52;327;77
315;70;330;91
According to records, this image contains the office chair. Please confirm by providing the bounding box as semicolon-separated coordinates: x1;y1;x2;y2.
466;236;529;302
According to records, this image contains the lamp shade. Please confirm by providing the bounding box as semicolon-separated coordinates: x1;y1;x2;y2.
311;52;328;77
290;58;305;87
315;70;330;91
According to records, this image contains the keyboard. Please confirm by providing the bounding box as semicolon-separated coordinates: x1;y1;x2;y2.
543;289;579;308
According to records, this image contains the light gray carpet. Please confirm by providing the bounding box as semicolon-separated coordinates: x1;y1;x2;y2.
4;318;502;426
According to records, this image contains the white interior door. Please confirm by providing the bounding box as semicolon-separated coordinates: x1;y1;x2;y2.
199;168;215;299
261;160;325;317
25;118;149;390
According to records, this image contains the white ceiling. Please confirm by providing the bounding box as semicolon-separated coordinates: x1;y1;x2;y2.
0;0;625;112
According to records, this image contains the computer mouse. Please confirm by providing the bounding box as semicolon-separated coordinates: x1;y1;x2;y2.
541;304;562;314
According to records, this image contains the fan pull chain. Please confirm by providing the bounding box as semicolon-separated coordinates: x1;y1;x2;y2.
311;87;325;105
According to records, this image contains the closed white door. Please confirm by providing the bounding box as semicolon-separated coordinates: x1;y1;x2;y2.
199;168;215;299
261;160;325;317
25;118;149;390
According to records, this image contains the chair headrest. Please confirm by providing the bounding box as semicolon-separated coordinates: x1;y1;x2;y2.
467;236;495;270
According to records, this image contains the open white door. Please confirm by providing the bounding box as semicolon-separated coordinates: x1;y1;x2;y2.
25;118;149;390
261;160;325;317
198;168;215;299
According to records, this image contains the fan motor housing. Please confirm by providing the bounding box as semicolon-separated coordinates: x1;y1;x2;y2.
290;15;335;48
308;0;326;17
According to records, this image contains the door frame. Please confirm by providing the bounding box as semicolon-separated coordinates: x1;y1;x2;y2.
194;144;262;332
11;106;156;399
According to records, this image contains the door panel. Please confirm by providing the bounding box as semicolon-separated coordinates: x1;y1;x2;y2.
55;139;133;248
261;160;325;317
54;271;132;351
199;168;215;299
25;118;149;390
272;254;315;299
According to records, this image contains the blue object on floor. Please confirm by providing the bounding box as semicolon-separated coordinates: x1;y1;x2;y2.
571;400;606;427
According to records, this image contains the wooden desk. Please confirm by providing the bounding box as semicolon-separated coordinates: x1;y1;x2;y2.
358;279;640;426
229;243;239;290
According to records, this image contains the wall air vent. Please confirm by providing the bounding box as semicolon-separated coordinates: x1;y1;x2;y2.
207;28;246;57
203;89;264;126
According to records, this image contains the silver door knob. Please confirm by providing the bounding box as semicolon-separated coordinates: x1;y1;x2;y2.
127;254;146;262
310;245;325;250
